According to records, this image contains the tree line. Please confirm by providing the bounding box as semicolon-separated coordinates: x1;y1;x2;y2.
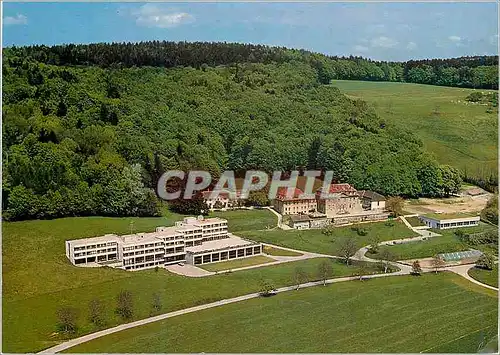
4;41;498;89
3;52;464;220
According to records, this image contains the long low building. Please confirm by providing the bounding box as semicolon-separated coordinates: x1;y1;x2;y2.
418;213;481;229
65;216;262;271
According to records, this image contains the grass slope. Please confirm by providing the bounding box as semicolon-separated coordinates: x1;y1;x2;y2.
332;80;498;176
2;210;379;353
368;223;498;260
263;245;303;257
240;220;418;255
200;255;275;272
469;266;499;288
211;209;277;231
65;273;498;353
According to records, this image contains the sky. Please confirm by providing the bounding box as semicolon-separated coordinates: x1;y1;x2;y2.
2;2;499;61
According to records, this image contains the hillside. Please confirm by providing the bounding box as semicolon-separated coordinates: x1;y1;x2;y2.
332;80;498;187
3;51;464;220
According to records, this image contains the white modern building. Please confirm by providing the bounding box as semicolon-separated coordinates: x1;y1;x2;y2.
65;216;262;271
418;213;481;230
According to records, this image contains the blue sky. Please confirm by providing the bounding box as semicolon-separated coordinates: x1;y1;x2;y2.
2;2;498;61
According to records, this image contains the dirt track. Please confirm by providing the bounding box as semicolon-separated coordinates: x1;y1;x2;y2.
404;190;492;215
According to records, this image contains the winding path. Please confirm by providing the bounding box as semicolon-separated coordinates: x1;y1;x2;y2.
39;232;497;353
38;267;403;354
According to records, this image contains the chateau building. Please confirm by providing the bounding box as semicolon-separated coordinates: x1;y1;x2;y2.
272;183;389;229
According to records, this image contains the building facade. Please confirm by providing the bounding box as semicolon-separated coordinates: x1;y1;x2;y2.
65;216;262;271
418;214;480;229
274;183;390;229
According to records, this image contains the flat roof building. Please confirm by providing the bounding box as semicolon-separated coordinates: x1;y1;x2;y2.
65;216;261;271
418;213;480;230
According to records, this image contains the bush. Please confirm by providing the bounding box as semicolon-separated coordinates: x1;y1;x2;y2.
476;253;494;270
466;91;483;102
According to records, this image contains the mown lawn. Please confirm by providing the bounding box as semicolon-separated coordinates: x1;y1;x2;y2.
263;245;303;257
2;213;378;353
469;266;499;288
367;235;469;261
367;223;498;260
431;223;499;256
406;216;426;227
65;273;498;353
211;208;277;231
240;220;418;255
332;80;498;176
200;255;275;272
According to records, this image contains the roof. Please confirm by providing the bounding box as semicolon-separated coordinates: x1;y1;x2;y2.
290;214;311;223
67;234;120;246
275;187;314;201
438;250;482;261
358;190;386;201
422;212;480;221
120;233;162;245
466;188;484;196
319;183;357;194
185;234;257;254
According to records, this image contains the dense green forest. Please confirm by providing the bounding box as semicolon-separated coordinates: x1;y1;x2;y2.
3;43;467;220
5;41;498;89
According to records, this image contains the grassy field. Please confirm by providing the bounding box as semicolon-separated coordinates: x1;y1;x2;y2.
200;255;275;272
263;245;303;257
65;273;498;353
240;220;418;255
469;266;499;288
406;216;426;227
368;223;498;260
211;208;277;231
2;211;383;353
367;235;469;261
332;80;498;176
431;223;499;256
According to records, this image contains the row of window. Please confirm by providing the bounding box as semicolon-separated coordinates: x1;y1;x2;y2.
74;254;117;264
193;246;262;265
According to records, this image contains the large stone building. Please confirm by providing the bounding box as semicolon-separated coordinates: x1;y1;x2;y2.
65;216;262;271
272;183;389;229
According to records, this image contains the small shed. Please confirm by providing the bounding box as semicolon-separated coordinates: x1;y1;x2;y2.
289;214;311;230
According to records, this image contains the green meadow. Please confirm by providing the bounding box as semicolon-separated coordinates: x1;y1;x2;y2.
3;210;378;353
469;265;499;288
240;220;418;255
65;273;498;353
332;80;498;177
367;223;498;260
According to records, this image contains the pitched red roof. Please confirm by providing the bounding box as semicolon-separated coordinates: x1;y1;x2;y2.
276;187;304;199
320;183;357;194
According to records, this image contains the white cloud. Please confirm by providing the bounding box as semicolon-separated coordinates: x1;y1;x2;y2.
4;14;28;26
130;5;194;28
406;41;417;51
370;36;398;48
353;45;369;53
490;34;499;45
448;35;461;43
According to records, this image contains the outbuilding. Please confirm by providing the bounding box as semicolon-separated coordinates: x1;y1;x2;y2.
418;213;480;230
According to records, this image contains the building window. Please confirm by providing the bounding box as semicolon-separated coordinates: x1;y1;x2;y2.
203;255;211;263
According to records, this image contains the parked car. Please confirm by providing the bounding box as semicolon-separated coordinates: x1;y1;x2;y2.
178;262;185;266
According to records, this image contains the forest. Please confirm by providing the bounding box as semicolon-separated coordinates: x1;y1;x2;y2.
4;41;498;89
1;42;473;220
